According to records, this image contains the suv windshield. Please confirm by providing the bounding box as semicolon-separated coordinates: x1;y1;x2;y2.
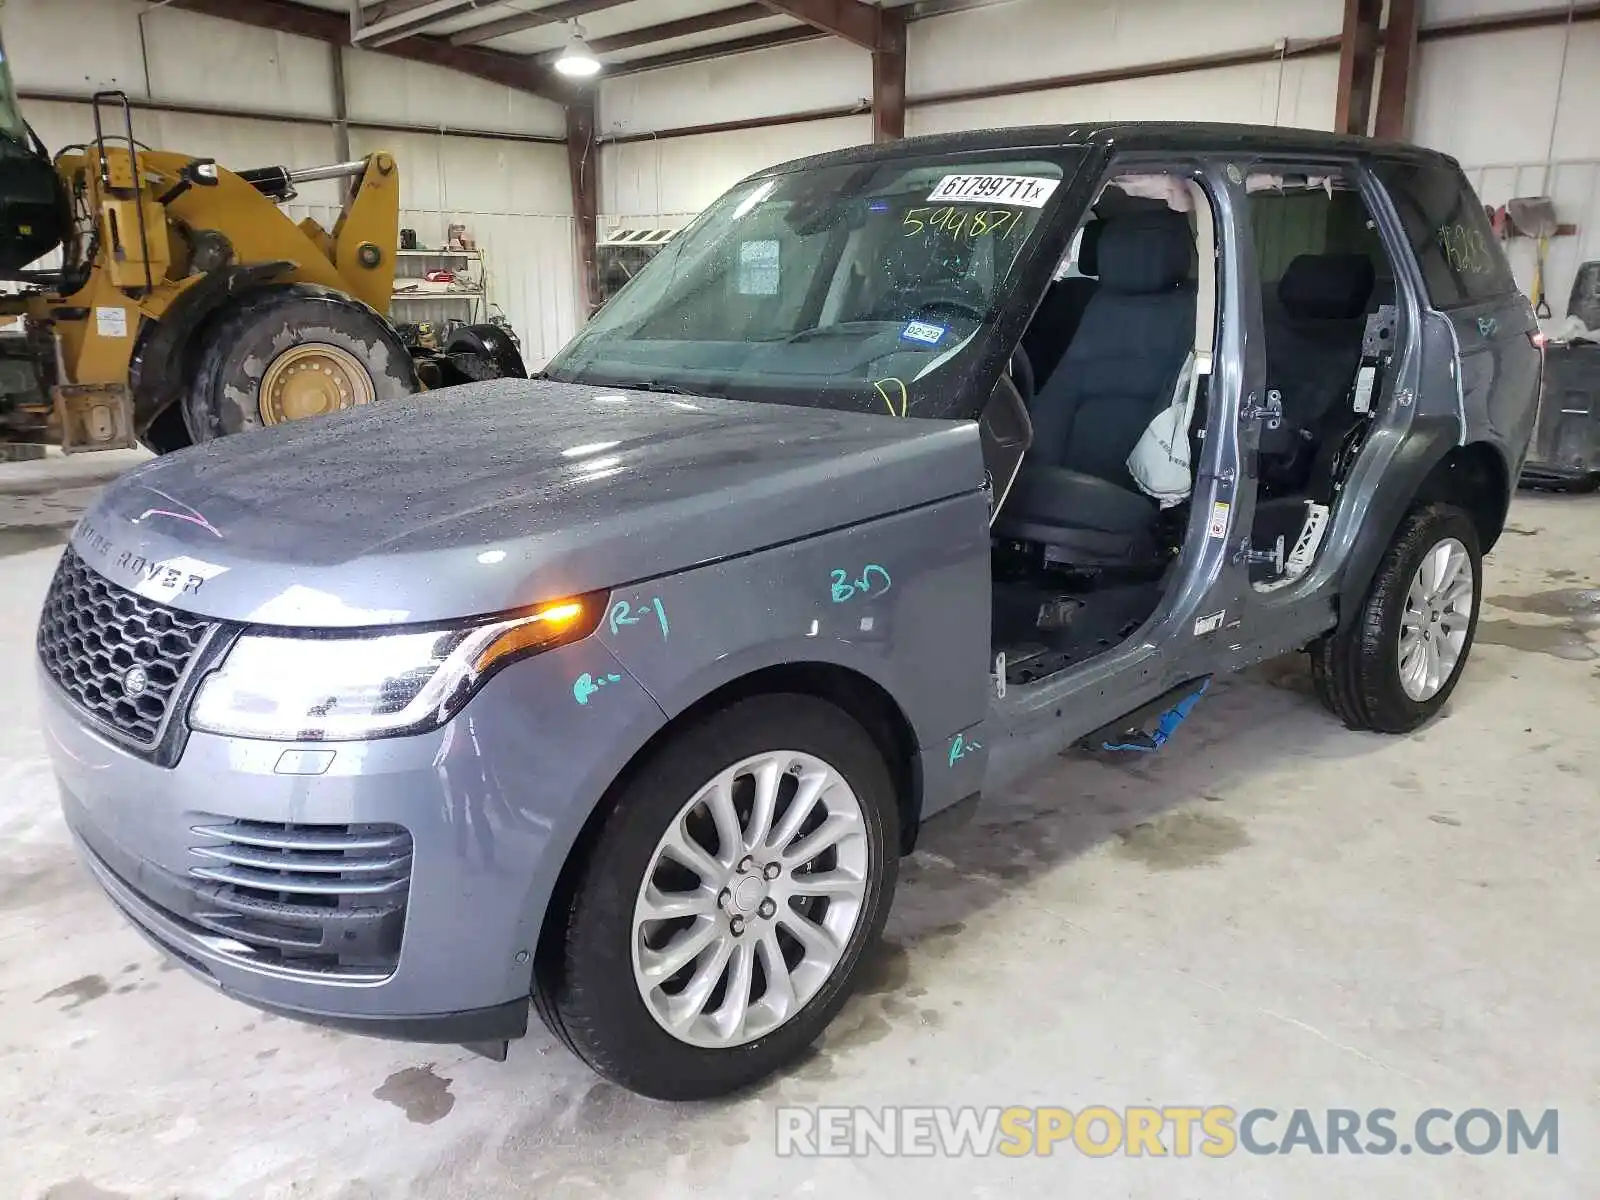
0;34;26;143
547;150;1082;418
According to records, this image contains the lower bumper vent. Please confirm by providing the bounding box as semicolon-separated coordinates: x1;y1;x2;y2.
186;819;413;975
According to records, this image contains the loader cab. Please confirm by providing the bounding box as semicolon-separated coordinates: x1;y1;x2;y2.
0;32;67;278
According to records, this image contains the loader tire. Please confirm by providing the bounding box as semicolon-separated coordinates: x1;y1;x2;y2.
183;284;418;443
138;403;193;456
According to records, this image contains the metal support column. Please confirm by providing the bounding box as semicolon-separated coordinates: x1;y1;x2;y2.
1374;0;1420;140
567;99;601;317
873;8;907;142
1334;0;1383;136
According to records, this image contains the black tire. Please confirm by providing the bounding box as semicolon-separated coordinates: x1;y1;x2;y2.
533;694;900;1101
138;402;193;455
444;323;526;379
182;284;418;443
1311;502;1483;733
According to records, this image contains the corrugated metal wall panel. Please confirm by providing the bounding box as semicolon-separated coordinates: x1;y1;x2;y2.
906;57;1341;137
600;115;871;229
2;1;579;362
1414;19;1600;324
343;48;567;139
905;0;1344;99
348;130;578;366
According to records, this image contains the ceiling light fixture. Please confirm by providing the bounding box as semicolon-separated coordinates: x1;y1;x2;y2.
555;21;602;78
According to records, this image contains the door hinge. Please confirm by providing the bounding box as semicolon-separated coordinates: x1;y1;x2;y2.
1240;389;1283;429
1235;534;1286;575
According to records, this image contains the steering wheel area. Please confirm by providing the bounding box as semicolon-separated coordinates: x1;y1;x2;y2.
907;283;988;324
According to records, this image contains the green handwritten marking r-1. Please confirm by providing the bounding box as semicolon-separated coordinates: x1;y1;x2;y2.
572;671;624;706
608;597;670;640
948;732;983;766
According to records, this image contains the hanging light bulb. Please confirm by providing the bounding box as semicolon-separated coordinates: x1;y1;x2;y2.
555;21;602;78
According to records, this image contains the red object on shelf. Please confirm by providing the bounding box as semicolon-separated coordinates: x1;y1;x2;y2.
423;269;456;283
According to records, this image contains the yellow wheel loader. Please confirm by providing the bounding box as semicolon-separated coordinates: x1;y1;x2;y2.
0;46;523;455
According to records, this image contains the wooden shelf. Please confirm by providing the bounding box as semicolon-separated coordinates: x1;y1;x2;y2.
396;248;482;257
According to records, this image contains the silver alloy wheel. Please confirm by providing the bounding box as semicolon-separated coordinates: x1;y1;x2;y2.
631;750;871;1049
1398;536;1474;702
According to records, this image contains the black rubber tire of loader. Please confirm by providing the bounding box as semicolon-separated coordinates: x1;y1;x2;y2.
182;284;418;444
138;402;193;455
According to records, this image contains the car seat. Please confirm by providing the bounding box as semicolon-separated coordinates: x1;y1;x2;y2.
1021;220;1103;386
995;210;1197;566
1259;253;1376;492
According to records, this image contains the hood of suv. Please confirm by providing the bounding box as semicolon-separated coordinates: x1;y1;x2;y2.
71;378;983;627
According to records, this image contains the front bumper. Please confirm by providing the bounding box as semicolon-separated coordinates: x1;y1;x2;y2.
71;826;530;1044
38;633;668;1045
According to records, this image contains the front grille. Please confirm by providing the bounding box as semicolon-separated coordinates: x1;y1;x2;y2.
37;548;214;747
186;819;414;975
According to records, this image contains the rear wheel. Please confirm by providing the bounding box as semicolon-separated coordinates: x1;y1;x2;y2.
533;695;899;1100
1311;503;1482;733
444;323;526;379
183;285;418;443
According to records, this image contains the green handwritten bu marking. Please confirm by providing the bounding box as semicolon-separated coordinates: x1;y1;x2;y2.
572;672;624;706
608;597;670;639
829;564;892;603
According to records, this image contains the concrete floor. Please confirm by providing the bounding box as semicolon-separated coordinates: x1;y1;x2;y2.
2;451;1596;1199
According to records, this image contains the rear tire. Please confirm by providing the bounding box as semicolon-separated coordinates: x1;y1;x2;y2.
533;694;900;1100
1311;503;1482;733
444;323;526;379
182;285;418;443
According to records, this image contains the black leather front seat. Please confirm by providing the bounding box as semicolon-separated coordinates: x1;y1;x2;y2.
997;211;1197;565
1021;219;1104;386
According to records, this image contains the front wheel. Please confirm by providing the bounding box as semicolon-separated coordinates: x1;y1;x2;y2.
1311;503;1483;733
533;695;899;1100
183;285;418;443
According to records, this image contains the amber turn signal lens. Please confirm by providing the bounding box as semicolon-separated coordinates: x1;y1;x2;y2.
474;600;587;672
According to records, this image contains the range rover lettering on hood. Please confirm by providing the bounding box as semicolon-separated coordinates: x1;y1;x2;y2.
74;519;226;599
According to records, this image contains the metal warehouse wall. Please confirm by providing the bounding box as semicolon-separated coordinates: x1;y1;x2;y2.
598;0;1600;324
1412;1;1600;326
2;0;583;366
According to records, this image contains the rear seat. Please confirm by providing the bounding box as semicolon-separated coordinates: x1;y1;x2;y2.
1260;253;1376;491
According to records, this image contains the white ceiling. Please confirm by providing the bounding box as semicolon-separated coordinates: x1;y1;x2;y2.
295;1;930;68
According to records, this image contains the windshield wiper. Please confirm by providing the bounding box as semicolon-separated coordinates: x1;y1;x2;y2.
628;380;697;395
630;379;731;399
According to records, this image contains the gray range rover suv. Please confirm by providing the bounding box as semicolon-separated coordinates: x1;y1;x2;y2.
37;124;1538;1100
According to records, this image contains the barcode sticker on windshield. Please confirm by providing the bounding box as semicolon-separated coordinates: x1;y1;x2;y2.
928;174;1059;208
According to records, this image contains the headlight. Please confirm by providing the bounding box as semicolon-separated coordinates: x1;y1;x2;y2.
190;596;596;741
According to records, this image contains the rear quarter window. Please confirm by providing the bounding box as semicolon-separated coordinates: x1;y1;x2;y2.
1376;160;1510;310
1374;161;1517;309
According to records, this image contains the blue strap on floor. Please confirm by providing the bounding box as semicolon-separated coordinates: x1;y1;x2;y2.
1101;677;1211;753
